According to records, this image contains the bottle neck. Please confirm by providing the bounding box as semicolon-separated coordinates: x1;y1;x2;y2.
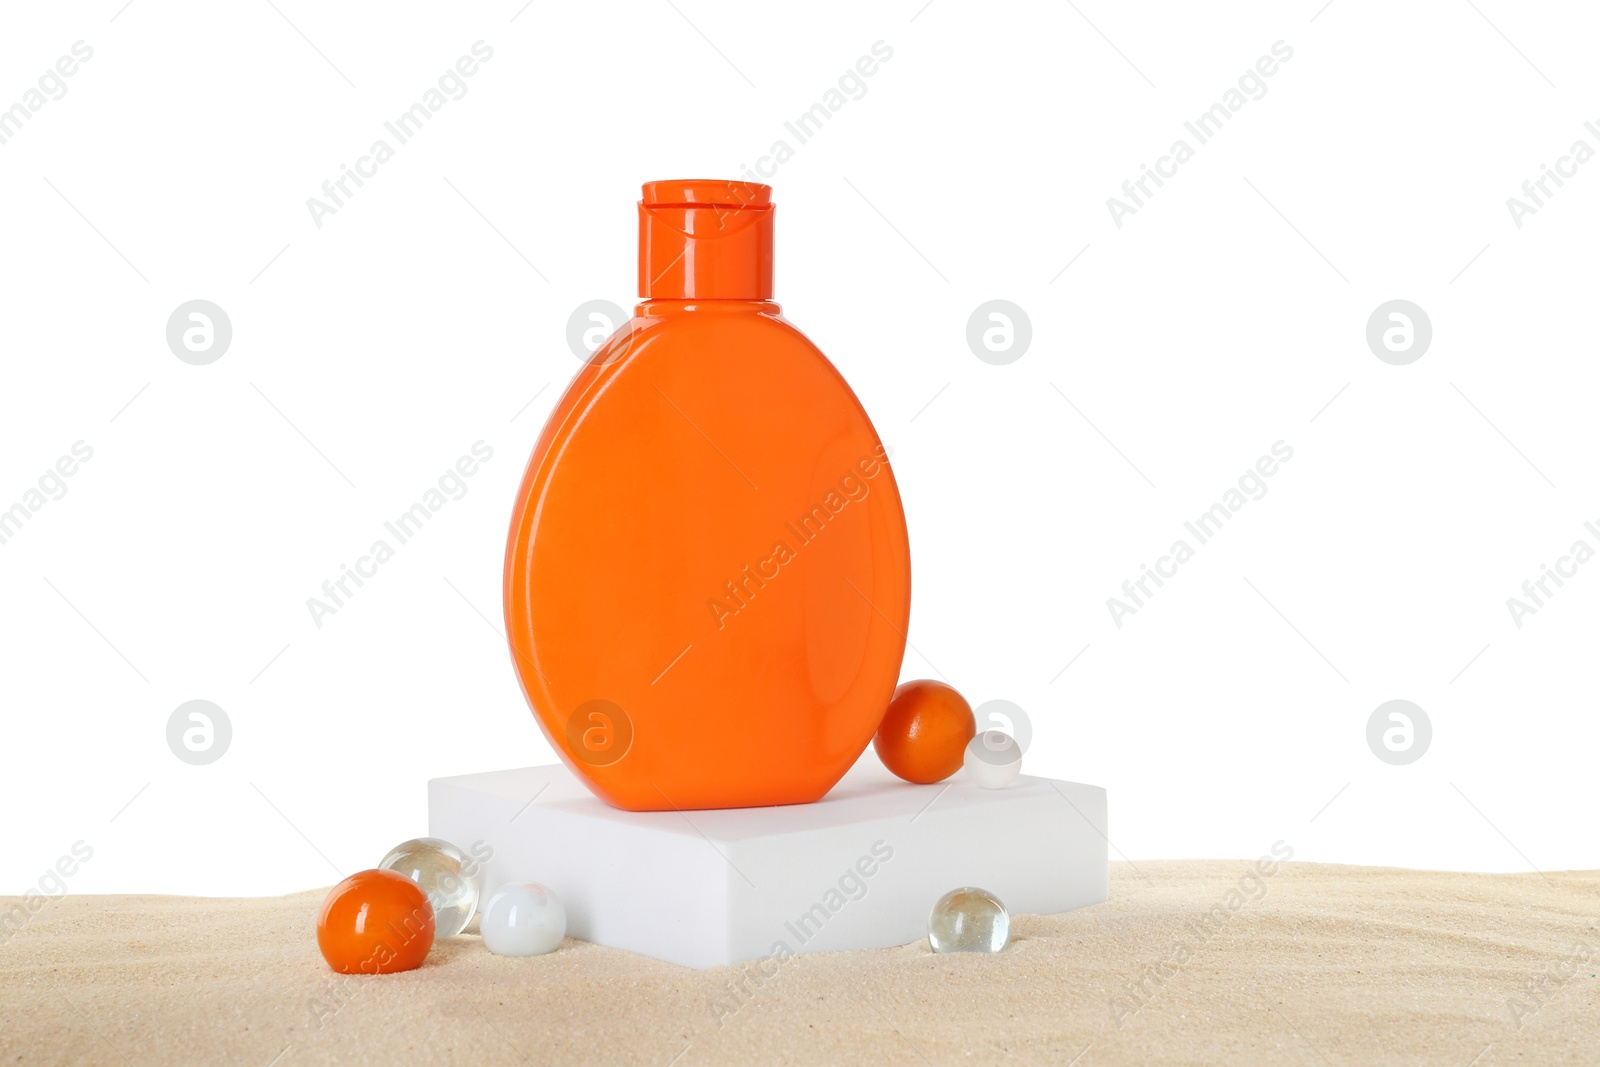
637;181;775;300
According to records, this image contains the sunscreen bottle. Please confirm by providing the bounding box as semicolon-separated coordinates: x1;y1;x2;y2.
504;180;911;811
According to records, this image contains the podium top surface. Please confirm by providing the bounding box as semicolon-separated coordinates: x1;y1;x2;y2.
430;754;1101;843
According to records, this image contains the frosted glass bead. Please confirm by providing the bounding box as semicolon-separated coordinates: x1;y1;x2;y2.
928;886;1011;953
378;837;481;939
481;883;566;957
964;729;1022;789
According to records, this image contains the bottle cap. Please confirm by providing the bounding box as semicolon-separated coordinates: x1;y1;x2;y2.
638;179;773;300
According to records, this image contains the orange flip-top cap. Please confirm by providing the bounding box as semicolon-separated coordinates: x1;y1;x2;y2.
638;179;773;300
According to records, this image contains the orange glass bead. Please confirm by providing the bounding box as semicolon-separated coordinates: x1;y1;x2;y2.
873;680;976;785
316;868;436;975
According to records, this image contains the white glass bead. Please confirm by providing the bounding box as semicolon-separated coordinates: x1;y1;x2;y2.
378;837;482;939
928;886;1011;953
481;883;566;957
964;729;1022;789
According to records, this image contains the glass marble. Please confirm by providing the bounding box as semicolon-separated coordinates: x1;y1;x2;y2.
481;882;567;957
378;837;482;939
964;729;1022;789
928;886;1011;953
316;869;435;974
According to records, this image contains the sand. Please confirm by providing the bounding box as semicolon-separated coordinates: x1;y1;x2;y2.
3;861;1598;1065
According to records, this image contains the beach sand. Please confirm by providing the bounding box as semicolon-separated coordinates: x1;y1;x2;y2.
3;861;1597;1065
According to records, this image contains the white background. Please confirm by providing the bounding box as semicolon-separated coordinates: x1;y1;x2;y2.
2;0;1596;896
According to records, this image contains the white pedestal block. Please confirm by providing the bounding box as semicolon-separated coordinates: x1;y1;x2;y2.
429;755;1107;969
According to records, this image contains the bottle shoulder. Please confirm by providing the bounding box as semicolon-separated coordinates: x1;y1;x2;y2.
573;305;845;407
512;305;881;522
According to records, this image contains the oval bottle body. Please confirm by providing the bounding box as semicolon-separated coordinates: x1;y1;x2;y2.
504;300;911;810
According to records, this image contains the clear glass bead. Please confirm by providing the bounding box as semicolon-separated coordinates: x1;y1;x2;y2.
378;837;481;938
928;886;1011;953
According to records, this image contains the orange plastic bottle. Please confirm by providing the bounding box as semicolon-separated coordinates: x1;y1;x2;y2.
503;179;911;811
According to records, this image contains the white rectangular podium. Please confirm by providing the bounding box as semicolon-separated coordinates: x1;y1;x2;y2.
429;754;1107;968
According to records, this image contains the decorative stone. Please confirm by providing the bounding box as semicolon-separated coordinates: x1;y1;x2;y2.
378;837;481;938
928;886;1011;953
481;883;566;957
964;730;1023;789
